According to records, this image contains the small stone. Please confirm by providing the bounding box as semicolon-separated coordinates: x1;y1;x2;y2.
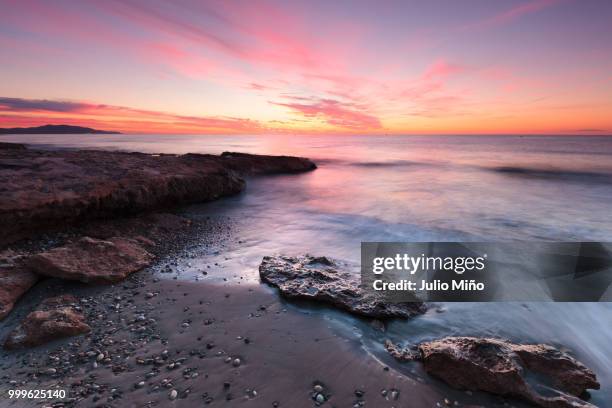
135;381;145;389
232;358;241;367
313;384;324;393
314;393;325;403
169;389;178;400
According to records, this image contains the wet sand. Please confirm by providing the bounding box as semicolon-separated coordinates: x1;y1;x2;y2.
0;211;538;408
0;264;443;407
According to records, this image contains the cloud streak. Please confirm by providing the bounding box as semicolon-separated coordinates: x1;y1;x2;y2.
0;97;263;134
271;97;382;130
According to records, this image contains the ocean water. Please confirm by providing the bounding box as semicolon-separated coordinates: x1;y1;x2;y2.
3;133;612;404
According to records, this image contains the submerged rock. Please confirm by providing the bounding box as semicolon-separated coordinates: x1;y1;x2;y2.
4;294;90;349
387;336;600;408
0;250;39;320
259;255;425;319
29;236;154;284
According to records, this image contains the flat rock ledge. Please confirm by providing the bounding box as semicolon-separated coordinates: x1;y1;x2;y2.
385;336;600;408
29;236;154;284
259;255;425;319
4;294;90;349
0;145;316;245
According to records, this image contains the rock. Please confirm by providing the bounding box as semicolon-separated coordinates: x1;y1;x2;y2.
28;236;154;284
169;389;178;400
0;142;27;150
384;340;420;361
4;295;90;349
0;250;39;320
220;151;317;174
388;336;600;408
0;148;316;246
259;255;425;319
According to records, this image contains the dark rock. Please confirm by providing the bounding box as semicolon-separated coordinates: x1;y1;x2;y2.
0;250;39;320
29;236;154;284
0;148;315;245
388;336;600;408
0;142;27;150
220;151;316;174
4;294;90;349
259;255;425;319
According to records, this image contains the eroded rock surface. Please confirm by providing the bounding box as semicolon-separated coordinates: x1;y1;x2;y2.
387;336;600;408
4;294;90;349
259;255;425;319
29;236;154;284
0;148;316;245
0;250;39;320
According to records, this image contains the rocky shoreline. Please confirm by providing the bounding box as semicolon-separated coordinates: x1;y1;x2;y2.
0;144;315;246
0;143;602;407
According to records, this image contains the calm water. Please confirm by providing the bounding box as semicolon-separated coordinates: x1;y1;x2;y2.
3;133;612;403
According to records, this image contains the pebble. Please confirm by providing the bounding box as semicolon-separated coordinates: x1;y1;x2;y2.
314;393;325;403
313;384;324;393
232;358;241;367
169;389;178;400
135;381;145;389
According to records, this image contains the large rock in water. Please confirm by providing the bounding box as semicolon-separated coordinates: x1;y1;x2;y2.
4;294;90;349
220;151;317;174
0;148;316;245
0;250;39;320
259;255;425;319
29;236;153;284
387;336;600;408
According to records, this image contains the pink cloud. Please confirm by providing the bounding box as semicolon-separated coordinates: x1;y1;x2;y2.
422;60;466;81
271;97;382;130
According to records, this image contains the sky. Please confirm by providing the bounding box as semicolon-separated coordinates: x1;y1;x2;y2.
1;0;611;135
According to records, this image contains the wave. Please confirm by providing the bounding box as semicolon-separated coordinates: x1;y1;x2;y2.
314;158;432;168
490;166;612;184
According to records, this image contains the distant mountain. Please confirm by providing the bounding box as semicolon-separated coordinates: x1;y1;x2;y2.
0;124;121;134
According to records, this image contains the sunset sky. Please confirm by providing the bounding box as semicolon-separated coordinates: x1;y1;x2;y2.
1;0;611;135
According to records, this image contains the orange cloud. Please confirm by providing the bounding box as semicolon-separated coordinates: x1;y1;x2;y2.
0;97;262;134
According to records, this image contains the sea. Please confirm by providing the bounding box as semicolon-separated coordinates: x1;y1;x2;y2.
2;133;611;404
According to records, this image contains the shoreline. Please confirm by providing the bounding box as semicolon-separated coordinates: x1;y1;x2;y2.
0;143;603;407
0;211;457;408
